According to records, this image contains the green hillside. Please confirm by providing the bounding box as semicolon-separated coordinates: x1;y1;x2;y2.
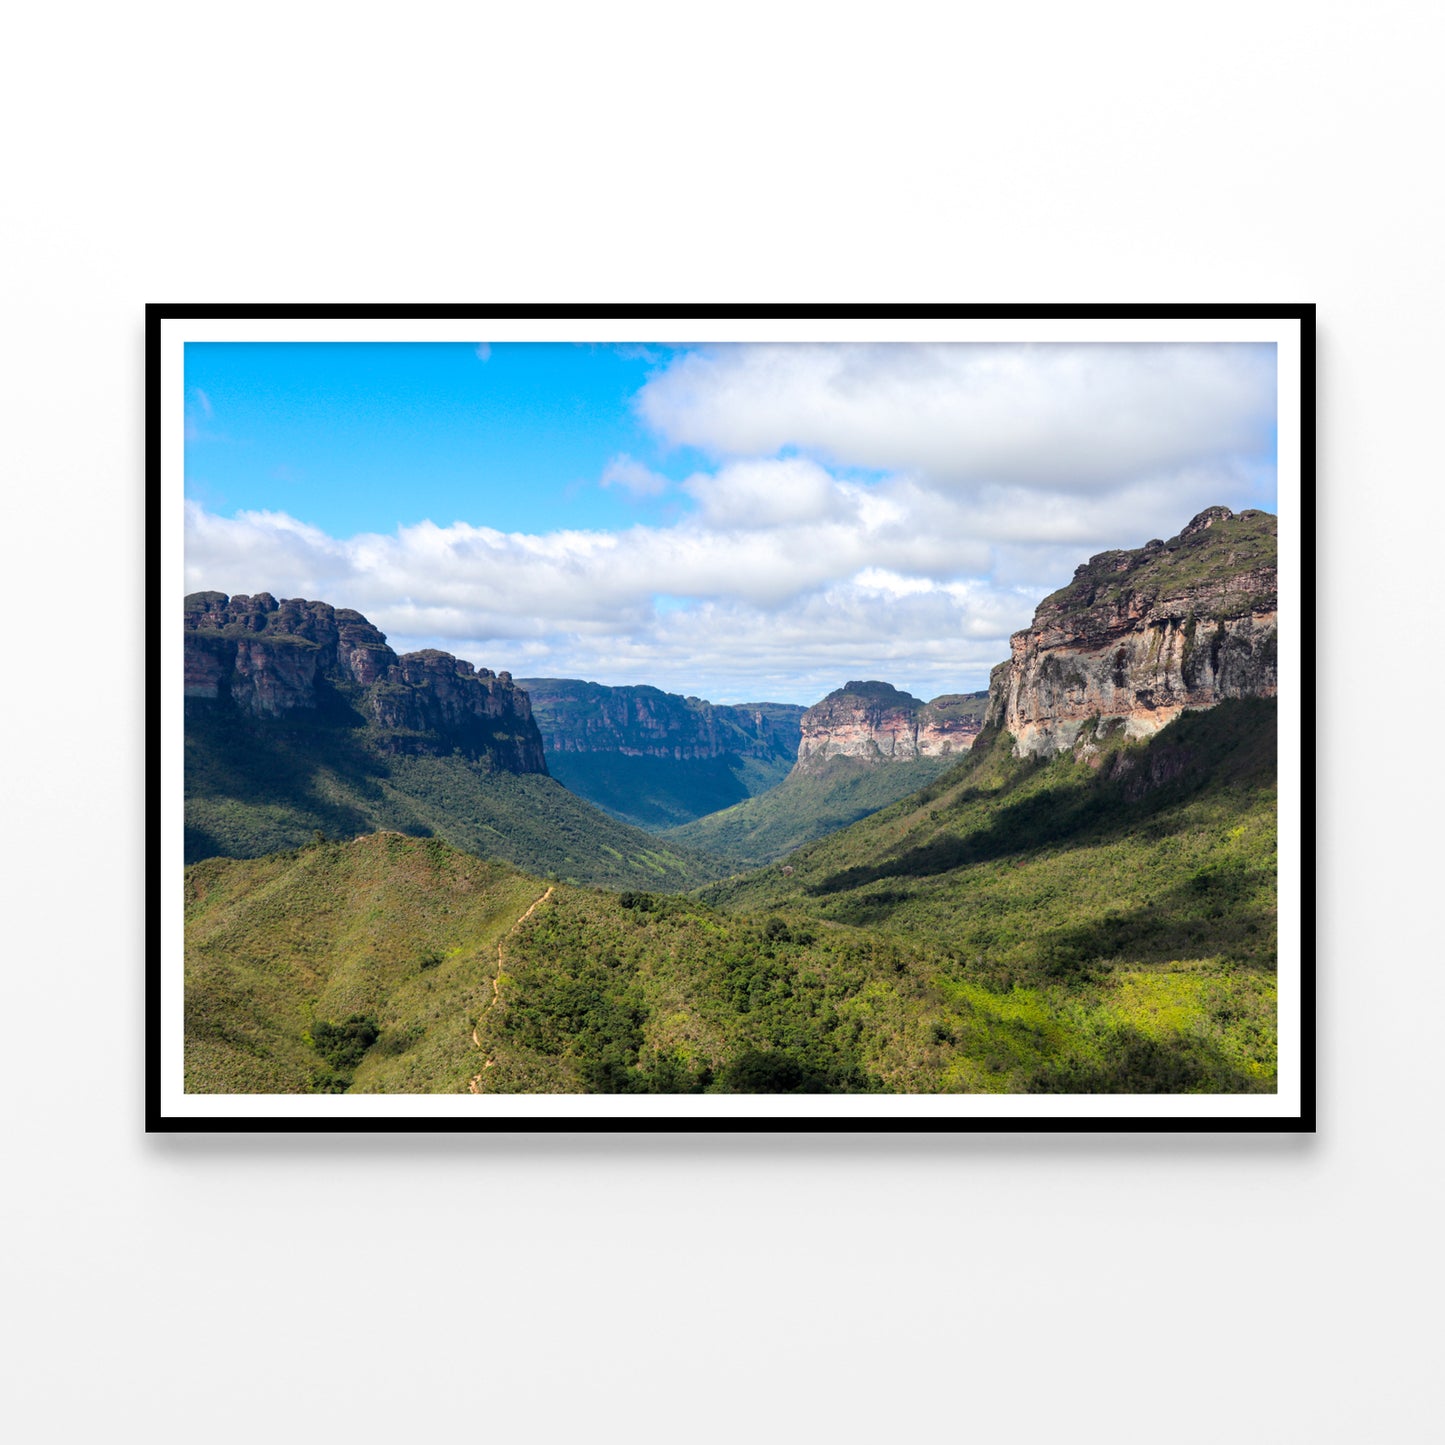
482;702;1277;1092
699;699;1278;1091
186;700;1277;1095
185;835;545;1092
662;754;956;869
185;833;942;1094
185;703;720;890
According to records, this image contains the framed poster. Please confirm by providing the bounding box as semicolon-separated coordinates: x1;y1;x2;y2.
149;304;1313;1131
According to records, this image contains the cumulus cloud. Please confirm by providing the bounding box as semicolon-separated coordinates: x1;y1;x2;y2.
682;456;853;529
183;478;1022;702
638;342;1276;494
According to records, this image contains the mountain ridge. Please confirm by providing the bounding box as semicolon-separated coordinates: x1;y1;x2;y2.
986;506;1277;756
795;681;988;773
186;591;548;770
183;592;719;889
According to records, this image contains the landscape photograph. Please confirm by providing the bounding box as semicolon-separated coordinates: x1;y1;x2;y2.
160;313;1304;1122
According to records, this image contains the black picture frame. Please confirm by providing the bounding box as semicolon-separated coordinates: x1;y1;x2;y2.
149;303;1315;1133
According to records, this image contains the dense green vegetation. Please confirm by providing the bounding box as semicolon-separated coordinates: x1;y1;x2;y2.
1044;508;1277;621
545;749;794;830
662;754;956;869
474;882;1269;1096
185;701;721;889
493;701;1278;1095
185;699;1277;1095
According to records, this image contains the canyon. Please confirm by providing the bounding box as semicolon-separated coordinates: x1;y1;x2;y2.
514;679;804;828
518;678;803;768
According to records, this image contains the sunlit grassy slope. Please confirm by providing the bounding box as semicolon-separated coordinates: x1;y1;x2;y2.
185;834;545;1092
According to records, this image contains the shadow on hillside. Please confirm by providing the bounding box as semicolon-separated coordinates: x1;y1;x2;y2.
824;862;1276;974
1026;1024;1271;1094
1029;863;1275;972
808;699;1277;898
184;703;390;862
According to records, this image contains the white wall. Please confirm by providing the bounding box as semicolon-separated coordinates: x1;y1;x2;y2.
3;4;1438;1440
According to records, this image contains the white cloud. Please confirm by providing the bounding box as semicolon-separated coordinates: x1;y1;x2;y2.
681;456;853;529
599;453;669;498
183;478;1023;702
638;342;1277;494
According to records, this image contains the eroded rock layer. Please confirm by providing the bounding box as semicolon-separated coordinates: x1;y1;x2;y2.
516;678;803;766
794;682;988;773
985;507;1278;757
183;592;547;772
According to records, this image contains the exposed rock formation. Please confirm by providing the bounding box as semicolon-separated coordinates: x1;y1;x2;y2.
793;682;987;773
517;678;803;766
183;592;547;772
985;506;1277;757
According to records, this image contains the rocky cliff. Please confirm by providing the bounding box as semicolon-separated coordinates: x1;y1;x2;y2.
793;681;987;773
511;678;805;829
986;506;1278;757
184;592;547;772
516;679;804;765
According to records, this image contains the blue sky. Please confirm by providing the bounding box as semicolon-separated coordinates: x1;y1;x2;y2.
187;342;716;534
185;341;1278;704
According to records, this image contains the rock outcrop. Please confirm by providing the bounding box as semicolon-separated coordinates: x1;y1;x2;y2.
516;678;804;767
184;592;547;772
793;682;987;773
985;506;1278;757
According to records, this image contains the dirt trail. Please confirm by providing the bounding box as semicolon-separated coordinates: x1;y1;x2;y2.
468;885;553;1093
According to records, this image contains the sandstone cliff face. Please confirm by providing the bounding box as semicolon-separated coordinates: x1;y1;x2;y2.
183;592;547;772
517;678;804;767
986;506;1278;757
793;682;987;773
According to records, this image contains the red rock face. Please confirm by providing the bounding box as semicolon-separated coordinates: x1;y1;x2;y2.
986;507;1278;757
230;636;320;718
793;683;986;773
183;632;230;700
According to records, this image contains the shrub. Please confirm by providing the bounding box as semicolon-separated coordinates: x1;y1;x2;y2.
311;1014;380;1070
